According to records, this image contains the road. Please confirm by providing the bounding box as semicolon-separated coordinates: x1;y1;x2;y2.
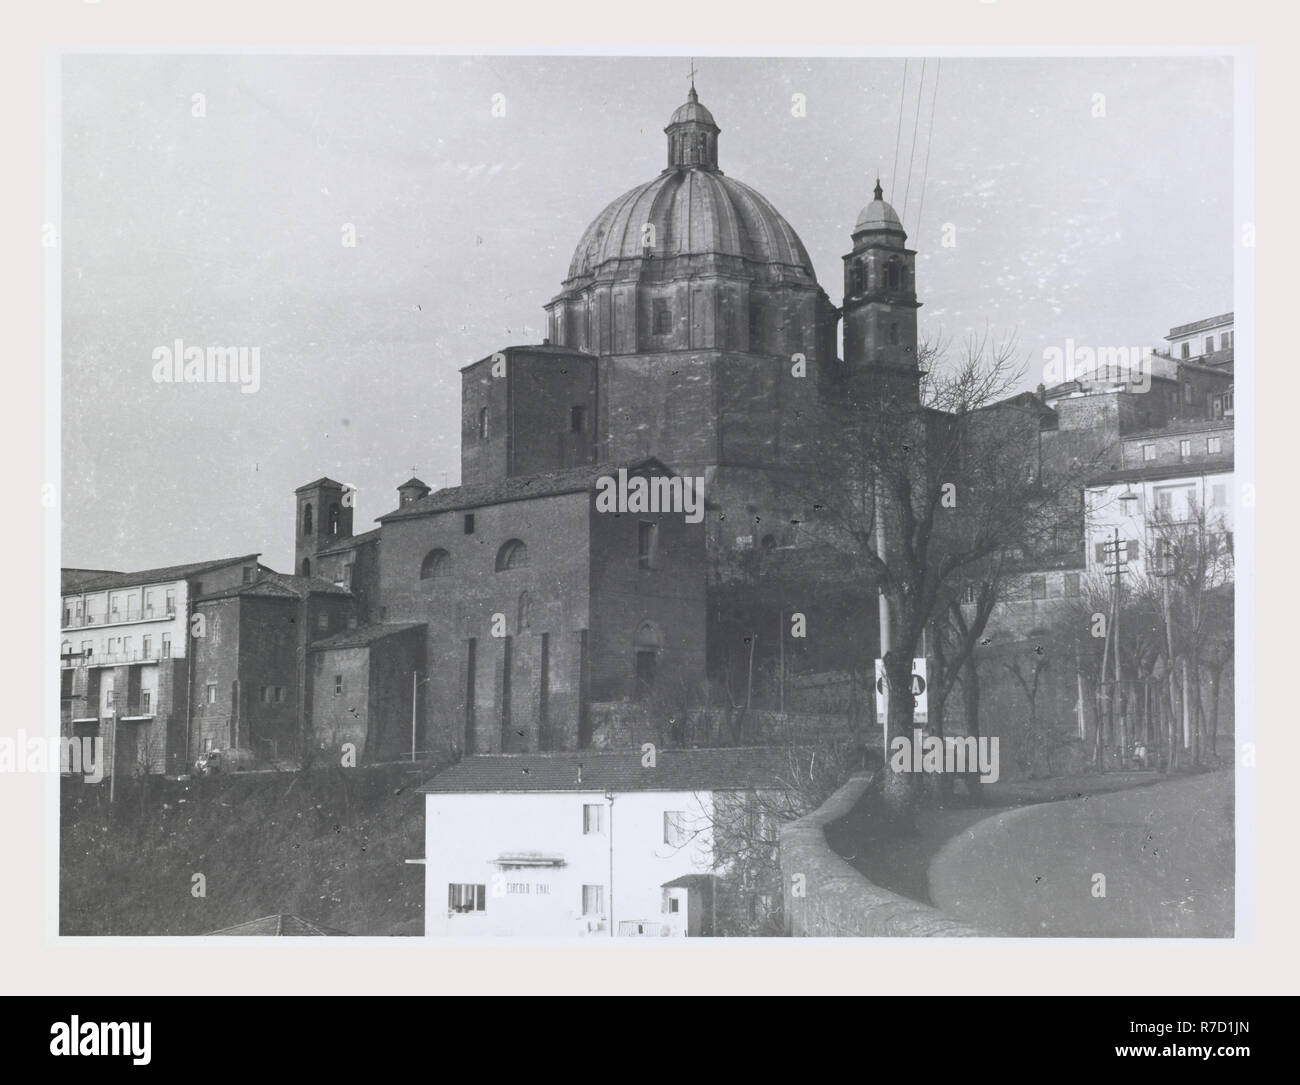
927;770;1234;936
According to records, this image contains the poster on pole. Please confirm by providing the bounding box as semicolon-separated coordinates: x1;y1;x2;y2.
875;658;928;726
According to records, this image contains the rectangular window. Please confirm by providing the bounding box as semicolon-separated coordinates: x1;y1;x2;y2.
464;514;475;535
342;562;354;586
161;634;172;658
1207;436;1222;454
477;407;488;441
165;591;176;615
448;883;486;914
276;687;286;703
243;567;253;583
583;804;606;835
142;635;152;658
80;640;92;659
122;636;132;657
1029;575;1047;601
142;691;152;714
1223;330;1233;349
1180;342;1190;359
1204;335;1214;353
205;684;216;705
582;884;605;916
1179;439;1192;458
664;810;688;846
570;405;586;433
1064;573;1081;598
637;521;658;570
260;686;271;704
317;612;329;631
653;299;671;336
1142;443;1156;461
334;675;343;697
667;896;680;914
1126;539;1140;560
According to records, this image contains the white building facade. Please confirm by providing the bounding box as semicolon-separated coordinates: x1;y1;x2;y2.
420;749;788;938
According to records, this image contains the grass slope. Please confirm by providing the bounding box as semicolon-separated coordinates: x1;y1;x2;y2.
60;762;438;936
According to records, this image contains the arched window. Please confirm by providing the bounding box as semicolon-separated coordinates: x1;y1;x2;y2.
328;503;341;536
850;262;864;294
302;503;313;536
420;548;451;580
477;407;488;441
887;259;901;291
495;539;528;571
517;590;533;633
301;558;311;577
633;621;662;701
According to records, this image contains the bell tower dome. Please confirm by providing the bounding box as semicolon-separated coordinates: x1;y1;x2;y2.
841;179;921;403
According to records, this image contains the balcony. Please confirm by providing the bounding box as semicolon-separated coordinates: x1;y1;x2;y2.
65;649;173;668
62;609;178;631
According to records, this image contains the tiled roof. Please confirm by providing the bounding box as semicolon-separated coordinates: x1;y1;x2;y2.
196;571;352;602
69;555;261;594
397;477;428;490
378;458;672;521
1086;457;1234;487
418;747;796;794
294;477;344;493
315;528;381;558
61;568;121;593
310;622;426;650
460;344;599;373
206;914;350;936
1166;312;1233;338
1121;418;1234;440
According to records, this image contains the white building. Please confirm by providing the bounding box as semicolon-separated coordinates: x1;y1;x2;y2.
418;748;789;938
1085;465;1234;583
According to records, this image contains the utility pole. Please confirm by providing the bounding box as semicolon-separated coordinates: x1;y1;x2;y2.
875;479;890;752
745;634;757;711
1112;527;1124;764
411;671;418;762
778;610;785;716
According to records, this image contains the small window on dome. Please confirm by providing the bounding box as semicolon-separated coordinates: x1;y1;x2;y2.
653;299;672;336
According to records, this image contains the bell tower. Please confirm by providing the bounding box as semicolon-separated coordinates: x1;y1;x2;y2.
294;477;353;578
841;180;921;404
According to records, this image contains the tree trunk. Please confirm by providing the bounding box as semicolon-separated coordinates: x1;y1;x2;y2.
960;655;983;801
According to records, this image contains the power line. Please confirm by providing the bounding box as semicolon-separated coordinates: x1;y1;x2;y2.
902;59;927;225
890;59;908;198
914;58;941;241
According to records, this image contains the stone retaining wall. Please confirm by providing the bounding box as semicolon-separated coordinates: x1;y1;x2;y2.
780;772;988;937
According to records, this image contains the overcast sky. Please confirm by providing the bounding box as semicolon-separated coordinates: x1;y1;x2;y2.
61;54;1233;572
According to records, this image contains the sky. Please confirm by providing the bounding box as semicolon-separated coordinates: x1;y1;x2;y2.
60;54;1233;572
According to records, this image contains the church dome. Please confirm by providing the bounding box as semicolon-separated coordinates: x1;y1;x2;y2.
566;169;815;282
565;85;815;284
853;178;907;237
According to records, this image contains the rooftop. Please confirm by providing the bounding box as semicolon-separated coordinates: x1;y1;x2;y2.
460;344;597;373
1122;418;1234;440
67;554;261;595
378;457;673;522
1087;457;1235;487
196;570;352;602
310;622;426;651
314;527;382;558
1167;312;1233;339
418;747;797;794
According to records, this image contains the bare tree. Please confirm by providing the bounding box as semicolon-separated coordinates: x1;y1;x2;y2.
788;331;1096;818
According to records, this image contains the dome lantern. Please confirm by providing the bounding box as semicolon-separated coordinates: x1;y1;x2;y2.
665;82;720;171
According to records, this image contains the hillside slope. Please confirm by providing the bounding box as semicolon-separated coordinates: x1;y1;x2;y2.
60;761;439;936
